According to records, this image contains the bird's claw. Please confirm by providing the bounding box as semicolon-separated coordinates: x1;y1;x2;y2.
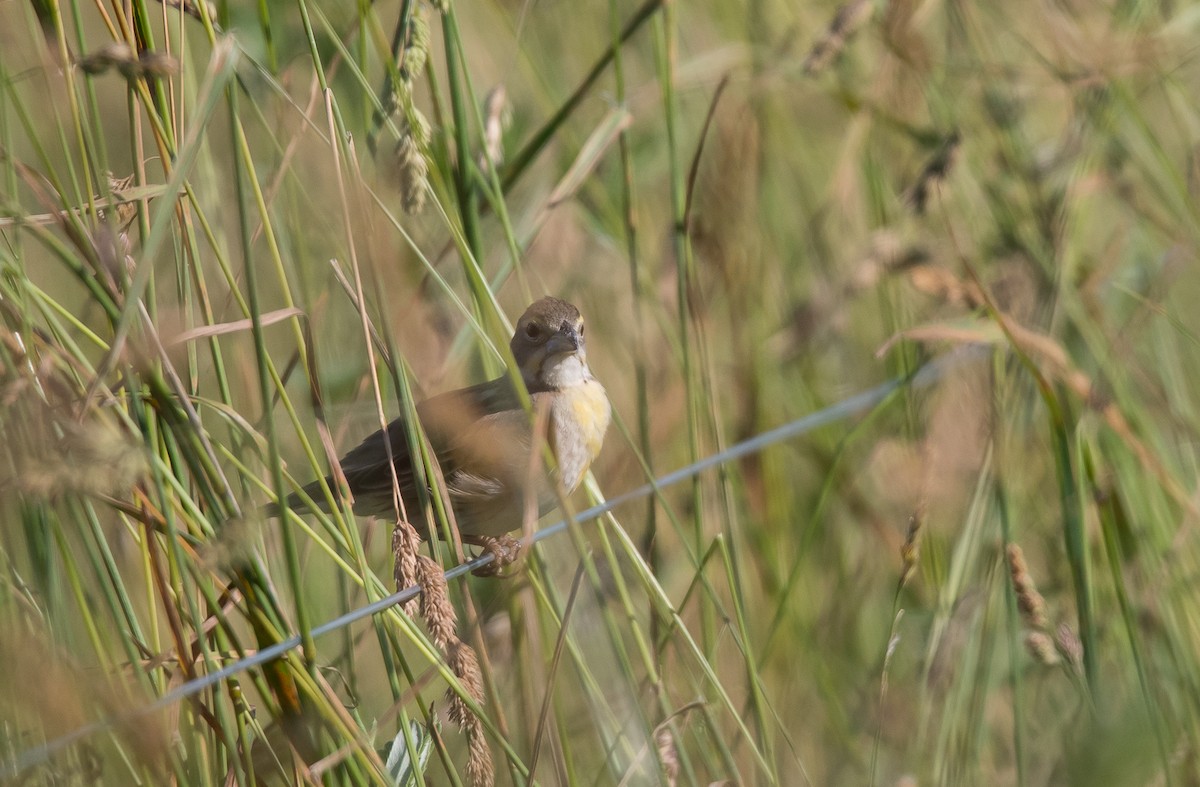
468;535;522;577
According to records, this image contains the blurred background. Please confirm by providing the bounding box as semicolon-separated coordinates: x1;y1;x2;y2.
2;0;1200;783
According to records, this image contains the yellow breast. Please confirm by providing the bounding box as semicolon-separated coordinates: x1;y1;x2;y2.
570;380;611;458
552;379;611;491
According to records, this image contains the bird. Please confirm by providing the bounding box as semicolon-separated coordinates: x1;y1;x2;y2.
271;297;610;572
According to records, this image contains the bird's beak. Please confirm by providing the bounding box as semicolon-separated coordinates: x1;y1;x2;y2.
546;327;581;356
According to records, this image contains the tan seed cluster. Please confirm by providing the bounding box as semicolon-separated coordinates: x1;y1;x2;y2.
391;541;492;786
1006;544;1049;631
377;11;434;214
655;727;679;786
1006;543;1082;668
447;640;492;787
899;511;923;590
392;522;421;614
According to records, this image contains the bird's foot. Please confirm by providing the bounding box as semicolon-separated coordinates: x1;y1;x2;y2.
465;534;522;577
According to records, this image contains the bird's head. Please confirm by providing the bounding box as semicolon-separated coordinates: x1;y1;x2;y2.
510;297;590;391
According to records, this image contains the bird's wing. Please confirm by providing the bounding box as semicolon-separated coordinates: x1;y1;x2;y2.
439;407;539;495
281;376;529;517
418;376;528;480
338;376;526;507
282;410;419;515
336;378;510;472
333;415;419;501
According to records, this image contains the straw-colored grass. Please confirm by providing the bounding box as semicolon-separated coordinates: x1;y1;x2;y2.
3;0;1200;783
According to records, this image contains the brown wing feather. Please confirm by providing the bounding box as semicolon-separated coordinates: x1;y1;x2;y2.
280;376;525;518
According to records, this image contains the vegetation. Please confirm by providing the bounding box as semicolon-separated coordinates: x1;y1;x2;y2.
2;0;1199;783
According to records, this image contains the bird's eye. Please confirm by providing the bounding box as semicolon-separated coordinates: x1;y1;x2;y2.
524;323;543;341
578;323;585;336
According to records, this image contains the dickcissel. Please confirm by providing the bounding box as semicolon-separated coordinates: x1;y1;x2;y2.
274;297;610;569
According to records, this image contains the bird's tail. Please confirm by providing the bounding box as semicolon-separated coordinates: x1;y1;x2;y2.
258;478;334;520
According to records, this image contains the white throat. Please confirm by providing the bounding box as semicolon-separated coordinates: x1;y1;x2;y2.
540;354;590;389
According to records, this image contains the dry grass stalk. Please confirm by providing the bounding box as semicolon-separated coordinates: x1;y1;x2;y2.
447;639;492;787
481;86;510;172
1005;543;1074;667
1056;623;1083;669
390;535;492;785
898;509;923;590
0;334;146;501
158;0;215;22
803;0;874;75
417;555;456;650
0;627;169;778
1005;543;1049;631
1024;631;1060;666
392;521;422;614
375;11;433;213
655;727;679;786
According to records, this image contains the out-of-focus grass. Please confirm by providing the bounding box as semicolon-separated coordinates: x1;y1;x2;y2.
2;0;1200;783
